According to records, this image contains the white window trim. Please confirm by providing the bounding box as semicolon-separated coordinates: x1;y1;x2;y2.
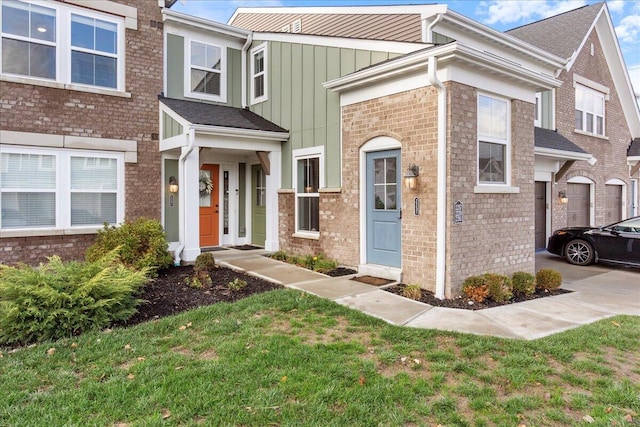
292;146;324;238
574;83;605;137
250;42;267;105
184;37;227;103
534;92;542;127
475;93;516;193
0;0;126;92
0;145;124;236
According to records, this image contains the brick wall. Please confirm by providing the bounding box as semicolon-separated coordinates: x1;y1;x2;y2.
0;0;164;264
552;29;632;229
446;82;535;297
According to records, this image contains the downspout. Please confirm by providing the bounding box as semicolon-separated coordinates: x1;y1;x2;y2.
426;13;442;44
174;127;195;266
428;55;447;300
241;32;253;109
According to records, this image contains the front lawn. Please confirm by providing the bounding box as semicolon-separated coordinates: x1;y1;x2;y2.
1;290;638;426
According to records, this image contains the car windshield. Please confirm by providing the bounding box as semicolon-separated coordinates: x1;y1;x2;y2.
610;217;640;233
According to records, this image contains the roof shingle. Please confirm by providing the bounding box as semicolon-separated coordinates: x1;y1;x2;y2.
629;138;640;157
534;127;588;154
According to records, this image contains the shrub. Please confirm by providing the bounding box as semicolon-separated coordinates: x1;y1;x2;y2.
271;251;288;261
86;218;172;276
312;254;338;273
194;253;216;274
227;278;248;291
511;271;536;297
462;276;489;303
0;250;148;345
483;273;513;303
402;284;423;301
536;269;562;291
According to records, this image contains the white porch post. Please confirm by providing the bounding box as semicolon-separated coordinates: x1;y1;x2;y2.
264;149;281;252
182;145;201;261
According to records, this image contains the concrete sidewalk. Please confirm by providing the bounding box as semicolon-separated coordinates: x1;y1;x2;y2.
216;249;640;340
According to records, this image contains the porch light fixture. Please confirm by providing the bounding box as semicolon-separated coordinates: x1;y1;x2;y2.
558;191;568;204
403;164;419;189
169;176;179;194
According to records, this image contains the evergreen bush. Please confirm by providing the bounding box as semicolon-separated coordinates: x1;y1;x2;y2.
482;273;513;303
86;218;172;276
0;250;148;345
536;269;562;291
511;271;536;297
461;275;490;303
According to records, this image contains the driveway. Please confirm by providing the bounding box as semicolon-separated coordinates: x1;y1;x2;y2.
536;250;640;285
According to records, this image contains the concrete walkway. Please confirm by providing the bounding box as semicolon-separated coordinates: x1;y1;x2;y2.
215;249;640;340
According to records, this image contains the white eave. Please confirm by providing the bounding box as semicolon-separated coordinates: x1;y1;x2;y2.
324;42;562;93
190;124;289;142
163;9;250;39
535;147;593;161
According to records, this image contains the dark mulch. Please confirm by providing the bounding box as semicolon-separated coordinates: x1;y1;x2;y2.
124;266;280;326
325;267;357;277
384;284;571;310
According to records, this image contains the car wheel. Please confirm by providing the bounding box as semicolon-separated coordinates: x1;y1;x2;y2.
565;239;594;266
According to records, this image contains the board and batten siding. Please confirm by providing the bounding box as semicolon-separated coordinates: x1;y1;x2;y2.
250;40;400;188
166;34;243;108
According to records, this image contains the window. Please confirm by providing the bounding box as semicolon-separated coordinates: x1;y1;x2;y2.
1;147;123;231
575;84;604;136
534;92;541;127
250;43;267;104
188;40;224;100
478;94;510;185
0;0;124;90
293;147;324;235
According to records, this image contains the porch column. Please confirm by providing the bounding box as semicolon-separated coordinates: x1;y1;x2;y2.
182;145;201;262
264;150;281;252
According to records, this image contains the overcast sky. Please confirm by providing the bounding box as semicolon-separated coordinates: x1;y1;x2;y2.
171;0;640;84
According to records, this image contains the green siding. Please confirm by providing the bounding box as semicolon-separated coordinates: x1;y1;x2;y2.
227;49;242;108
166;34;184;99
164;159;179;242
252;41;396;188
162;112;183;139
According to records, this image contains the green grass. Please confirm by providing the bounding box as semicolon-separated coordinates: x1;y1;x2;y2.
1;289;639;426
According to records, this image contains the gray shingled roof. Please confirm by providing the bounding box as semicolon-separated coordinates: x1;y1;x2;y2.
159;97;288;133
534;127;588;154
505;2;603;59
629;138;640;157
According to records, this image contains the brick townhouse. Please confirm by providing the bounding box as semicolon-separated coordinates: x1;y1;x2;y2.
0;0;166;264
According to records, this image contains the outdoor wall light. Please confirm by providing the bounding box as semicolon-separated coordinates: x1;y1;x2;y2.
403;164;419;189
558;190;568;204
169;176;179;194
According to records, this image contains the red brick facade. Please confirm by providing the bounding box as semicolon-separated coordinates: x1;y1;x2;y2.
0;0;163;264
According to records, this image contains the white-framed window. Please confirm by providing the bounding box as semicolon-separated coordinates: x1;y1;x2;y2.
293;147;324;235
575;84;605;136
0;0;124;90
250;43;267;104
534;92;542;127
187;39;225;101
0;146;124;231
478;94;510;185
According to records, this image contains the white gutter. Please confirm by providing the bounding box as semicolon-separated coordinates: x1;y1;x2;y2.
241;32;253;109
174;128;195;266
428;55;447;300
189;124;287;141
425;13;442;44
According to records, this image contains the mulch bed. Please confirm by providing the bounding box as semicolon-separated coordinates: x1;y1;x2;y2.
384;284;572;310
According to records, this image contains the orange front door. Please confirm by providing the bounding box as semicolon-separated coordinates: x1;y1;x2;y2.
199;164;220;247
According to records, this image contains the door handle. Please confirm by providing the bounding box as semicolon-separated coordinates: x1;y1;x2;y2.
398;209;402;219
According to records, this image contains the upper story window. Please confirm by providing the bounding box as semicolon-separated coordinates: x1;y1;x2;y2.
478;94;510;185
534;92;542;127
575;84;605;136
250;43;267;104
188;40;225;101
0;0;124;91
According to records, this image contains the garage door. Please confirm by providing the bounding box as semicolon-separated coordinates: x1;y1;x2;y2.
534;181;547;249
605;184;622;224
567;183;590;226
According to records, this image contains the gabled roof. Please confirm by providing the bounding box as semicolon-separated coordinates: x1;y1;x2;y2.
159;97;287;133
629;138;640;157
534;127;588;154
505;3;603;60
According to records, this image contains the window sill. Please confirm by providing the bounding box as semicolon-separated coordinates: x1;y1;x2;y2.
0;227;102;239
474;185;520;194
292;232;320;240
574;129;608;140
250;96;268;105
1;75;131;98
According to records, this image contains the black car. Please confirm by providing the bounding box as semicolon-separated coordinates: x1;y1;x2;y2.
547;216;640;267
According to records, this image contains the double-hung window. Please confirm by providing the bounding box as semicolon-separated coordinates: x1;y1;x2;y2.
1;0;124;91
250;43;267;104
293;147;324;236
478;94;510;185
188;40;225;101
1;147;123;231
575;84;605;136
